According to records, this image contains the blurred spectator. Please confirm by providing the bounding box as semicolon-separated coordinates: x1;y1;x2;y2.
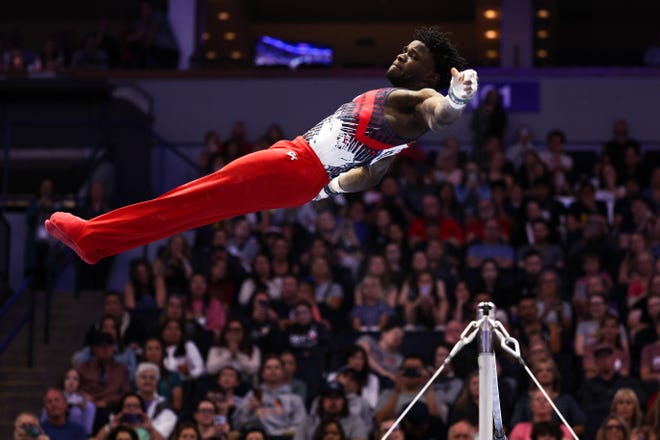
470;88;508;165
123;257;166;310
192;399;230;440
206;318;261;384
94;392;164;440
594;414;630;440
574;292;611;357
187;272;226;339
535;270;573;331
134;363;178;438
509;388;574;440
13;412;49;440
76;330;131;432
161;294;211;359
601;120;641;184
29;36;64;73
172;422;202;440
572;254;613;320
506;126;537;170
328;345;380;410
221;121;254;159
41;388;87;440
199;130;223;174
142;337;183;412
24;178;61;289
431;343;464;423
619;145;649;188
464;197;510;245
161;319;205;381
194;365;246;421
627;279;660;341
312;420;348;440
447;420;477;440
350;275;395;332
583;313;630;379
430;146;463;189
625;250;656;308
125;1;180;69
85;291;147;352
357;319;404;384
95;18;121;68
375;418;405;440
529;421;563;440
232;355;306;438
245;289;285;353
639;316;660;384
465;218;515;270
296;381;368;440
49;368;96;435
408;193;465;249
512;296;561;355
284;301;332;404
70;32;108;70
153;234;194;296
227;217;260;274
539;130;573;193
455;161;492;215
609;387;643;431
238;253;282;306
517;219;564;271
374;355;440;424
335;368;373;427
281;351;308;404
510;358;585;436
398;270;448;331
73;314;137;379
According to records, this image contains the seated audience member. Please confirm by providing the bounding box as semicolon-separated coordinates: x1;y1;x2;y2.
327;345;380;410
245;290;285;354
123;257;166;310
232;355;306;438
242;428;268;440
153;234;194;296
312;420;348;440
640;315;660;384
13;412;49;440
374;355;440;424
85;291;147;350
171;422;202;440
447;372;479;426
609;387;643;431
431;343;464;423
356;319;404;385
238;253;282;306
447;420;477;440
375;418;406;440
142;337;183;412
509;389;574;440
271;273;301;328
186;272;227;339
281;350;308;404
572;253;613;320
195;366;246;421
193;399;231;440
134;362;178;438
107;426;140;440
582;313;630;379
47;368;96;435
76;331;131;431
41;388;87;440
594;414;630;440
284;300;332;404
335;368;374;427
206;318;261;384
465;218;515;270
349;275;395;332
574;292;613;357
442;320;477;379
161;294;212;358
400;401;446;440
510;358;585;436
398;270;448;331
161;319;205;381
578;344;645;423
530;421;564;440
95;392;164;440
296;381;368;440
73;314;137;379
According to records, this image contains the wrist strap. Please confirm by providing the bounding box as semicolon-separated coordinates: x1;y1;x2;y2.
447;87;469;108
325;177;345;195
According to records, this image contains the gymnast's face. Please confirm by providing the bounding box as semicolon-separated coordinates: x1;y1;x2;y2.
387;40;437;90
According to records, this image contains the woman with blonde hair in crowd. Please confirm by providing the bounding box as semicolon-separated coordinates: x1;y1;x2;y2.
609;388;643;431
595;414;630;440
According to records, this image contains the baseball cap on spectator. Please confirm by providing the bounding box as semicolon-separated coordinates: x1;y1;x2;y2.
593;343;614;357
90;330;114;347
321;381;345;398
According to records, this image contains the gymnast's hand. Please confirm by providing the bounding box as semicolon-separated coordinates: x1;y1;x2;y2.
448;67;479;106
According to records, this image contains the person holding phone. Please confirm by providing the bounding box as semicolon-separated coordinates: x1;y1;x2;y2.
95;392;164;440
193;399;231;440
13;412;49;440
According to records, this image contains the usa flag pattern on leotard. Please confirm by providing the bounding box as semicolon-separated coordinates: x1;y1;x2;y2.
303;88;412;179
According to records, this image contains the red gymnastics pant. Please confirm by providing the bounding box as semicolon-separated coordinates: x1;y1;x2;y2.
45;136;330;264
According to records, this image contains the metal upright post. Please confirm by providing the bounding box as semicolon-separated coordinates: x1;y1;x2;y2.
477;302;495;440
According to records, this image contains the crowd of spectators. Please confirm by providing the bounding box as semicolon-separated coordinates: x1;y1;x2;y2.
13;108;660;440
1;1;179;76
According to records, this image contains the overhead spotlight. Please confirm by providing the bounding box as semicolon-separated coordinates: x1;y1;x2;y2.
483;9;498;19
201;32;210;41
484;30;499;40
230;51;242;60
217;11;230;21
536;49;549;58
224;32;236;41
206;51;218;60
536;30;549;39
486;50;498;59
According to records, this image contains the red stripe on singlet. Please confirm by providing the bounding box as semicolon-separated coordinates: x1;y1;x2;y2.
354;90;393;151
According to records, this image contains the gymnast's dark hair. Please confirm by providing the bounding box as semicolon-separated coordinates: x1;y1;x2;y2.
413;26;466;90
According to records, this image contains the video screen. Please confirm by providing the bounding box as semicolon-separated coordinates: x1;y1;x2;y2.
254;35;333;69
